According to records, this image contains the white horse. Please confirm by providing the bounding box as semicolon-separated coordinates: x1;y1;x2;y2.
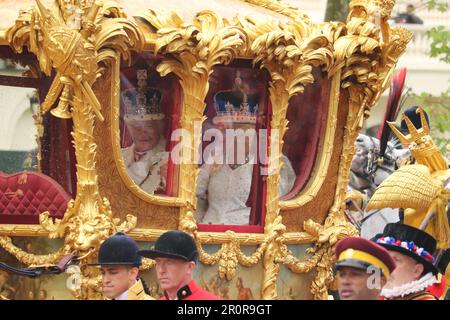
348;133;411;239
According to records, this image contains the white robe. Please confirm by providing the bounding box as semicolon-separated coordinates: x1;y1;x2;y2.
121;139;168;194
196;155;296;225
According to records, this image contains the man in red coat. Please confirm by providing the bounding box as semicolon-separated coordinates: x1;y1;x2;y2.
138;230;219;300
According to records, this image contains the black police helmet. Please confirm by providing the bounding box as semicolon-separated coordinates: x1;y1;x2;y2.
89;232;141;266
400;106;430;133
138;230;198;262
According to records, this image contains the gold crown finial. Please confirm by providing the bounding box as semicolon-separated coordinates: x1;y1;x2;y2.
387;107;430;144
388;107;447;172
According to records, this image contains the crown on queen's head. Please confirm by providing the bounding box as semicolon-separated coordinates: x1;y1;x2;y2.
212;72;259;125
122;69;165;121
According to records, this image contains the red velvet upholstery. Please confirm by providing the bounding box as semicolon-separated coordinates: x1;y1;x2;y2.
0;171;71;224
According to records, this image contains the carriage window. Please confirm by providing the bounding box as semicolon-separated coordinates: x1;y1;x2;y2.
195;61;293;232
0;48;75;225
281;67;331;200
0;51;41;174
119;53;181;197
0;83;39;173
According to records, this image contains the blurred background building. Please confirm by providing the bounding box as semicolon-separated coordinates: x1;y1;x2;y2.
286;0;450;139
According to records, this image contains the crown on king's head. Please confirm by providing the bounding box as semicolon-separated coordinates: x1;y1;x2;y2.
212;71;259;125
122;69;165;121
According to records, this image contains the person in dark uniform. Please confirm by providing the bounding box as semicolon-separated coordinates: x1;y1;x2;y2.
334;237;396;300
400;106;430;133
376;223;440;300
394;4;424;24
138;230;219;300
90;232;153;300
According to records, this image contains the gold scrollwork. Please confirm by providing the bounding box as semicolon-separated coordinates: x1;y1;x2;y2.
1;0;412;300
110;51;187;207
5;0;143;299
239;14;339;298
256;0;409;300
281;0;411;299
138;9;247;226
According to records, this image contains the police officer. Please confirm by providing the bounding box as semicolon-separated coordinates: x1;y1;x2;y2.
138;230;219;300
90;232;153;300
334;236;396;300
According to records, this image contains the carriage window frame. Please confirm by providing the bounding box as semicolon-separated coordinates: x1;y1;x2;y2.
0;46;77;196
116;52;182;200
196;59;271;234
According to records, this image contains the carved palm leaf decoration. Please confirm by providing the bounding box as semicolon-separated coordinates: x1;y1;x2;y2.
138;9;247;215
240;17;335;226
139;9;246;93
332;18;380;99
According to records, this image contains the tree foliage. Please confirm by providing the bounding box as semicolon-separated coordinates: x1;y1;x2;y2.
324;0;350;22
417;0;450;152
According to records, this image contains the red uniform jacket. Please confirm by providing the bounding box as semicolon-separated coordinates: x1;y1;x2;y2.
427;274;447;299
160;280;220;300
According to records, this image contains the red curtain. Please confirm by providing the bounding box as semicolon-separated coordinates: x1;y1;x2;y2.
281;70;331;200
40;112;77;196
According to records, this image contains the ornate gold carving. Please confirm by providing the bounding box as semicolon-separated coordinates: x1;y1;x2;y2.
239;15;340;299
276;218;358;299
0;224;315;245
0;235;66;266
5;0;143;299
282;1;412;300
349;0;395;20
138;9;246;226
367;109;450;248
272;0;410;299
388;108;448;172
0;225;49;237
243;0;311;30
178;212;288;287
109;52;186;207
1;0;412;300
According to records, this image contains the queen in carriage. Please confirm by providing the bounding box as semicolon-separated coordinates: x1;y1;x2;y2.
196;71;296;226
